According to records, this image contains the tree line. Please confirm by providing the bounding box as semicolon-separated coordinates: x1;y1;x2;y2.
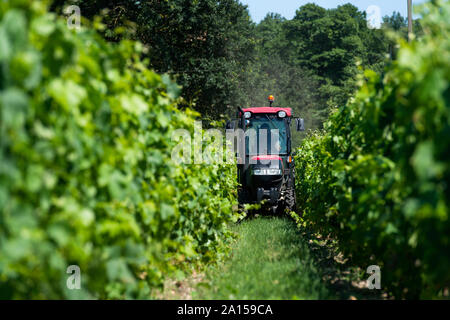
51;1;420;135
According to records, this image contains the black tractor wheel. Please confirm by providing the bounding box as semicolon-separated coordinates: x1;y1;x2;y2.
238;188;246;206
285;187;297;214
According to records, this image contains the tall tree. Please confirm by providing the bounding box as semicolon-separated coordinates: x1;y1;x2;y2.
280;4;390;109
52;0;256;118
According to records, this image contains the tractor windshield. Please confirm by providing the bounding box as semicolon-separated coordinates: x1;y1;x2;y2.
245;115;288;155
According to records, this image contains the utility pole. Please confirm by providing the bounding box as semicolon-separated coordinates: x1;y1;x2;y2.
408;0;413;41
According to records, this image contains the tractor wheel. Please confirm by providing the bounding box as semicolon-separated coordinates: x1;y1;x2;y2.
285;187;297;214
238;188;246;205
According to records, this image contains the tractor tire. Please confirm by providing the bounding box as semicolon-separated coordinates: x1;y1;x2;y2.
238;188;246;205
285;187;297;214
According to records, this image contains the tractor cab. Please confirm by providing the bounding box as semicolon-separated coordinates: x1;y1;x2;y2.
226;96;305;213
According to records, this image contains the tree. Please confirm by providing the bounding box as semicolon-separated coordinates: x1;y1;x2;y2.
283;4;387;108
51;1;392;131
52;0;256;118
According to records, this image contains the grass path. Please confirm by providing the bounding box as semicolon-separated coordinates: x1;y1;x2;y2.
193;217;331;299
160;216;383;300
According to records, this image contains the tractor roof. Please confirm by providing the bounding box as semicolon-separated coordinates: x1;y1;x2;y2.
242;107;292;117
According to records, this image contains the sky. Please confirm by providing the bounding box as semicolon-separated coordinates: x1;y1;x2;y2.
240;0;427;24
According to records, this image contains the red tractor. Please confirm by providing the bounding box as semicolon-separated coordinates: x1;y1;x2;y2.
226;96;305;214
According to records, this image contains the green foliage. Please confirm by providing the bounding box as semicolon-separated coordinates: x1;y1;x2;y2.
382;11;423;60
283;3;389;109
294;0;450;299
52;0;256;119
57;1;394;134
0;0;238;299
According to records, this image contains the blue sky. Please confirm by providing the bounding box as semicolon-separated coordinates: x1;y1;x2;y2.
240;0;427;23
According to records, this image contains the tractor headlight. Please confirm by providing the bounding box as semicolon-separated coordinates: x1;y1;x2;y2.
253;168;282;176
278;111;287;118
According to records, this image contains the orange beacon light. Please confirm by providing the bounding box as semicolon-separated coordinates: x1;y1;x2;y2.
268;95;274;107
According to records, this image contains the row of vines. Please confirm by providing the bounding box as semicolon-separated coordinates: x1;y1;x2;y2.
0;0;238;299
294;0;450;299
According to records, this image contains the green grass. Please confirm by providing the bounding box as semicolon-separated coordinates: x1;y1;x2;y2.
194;217;331;299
